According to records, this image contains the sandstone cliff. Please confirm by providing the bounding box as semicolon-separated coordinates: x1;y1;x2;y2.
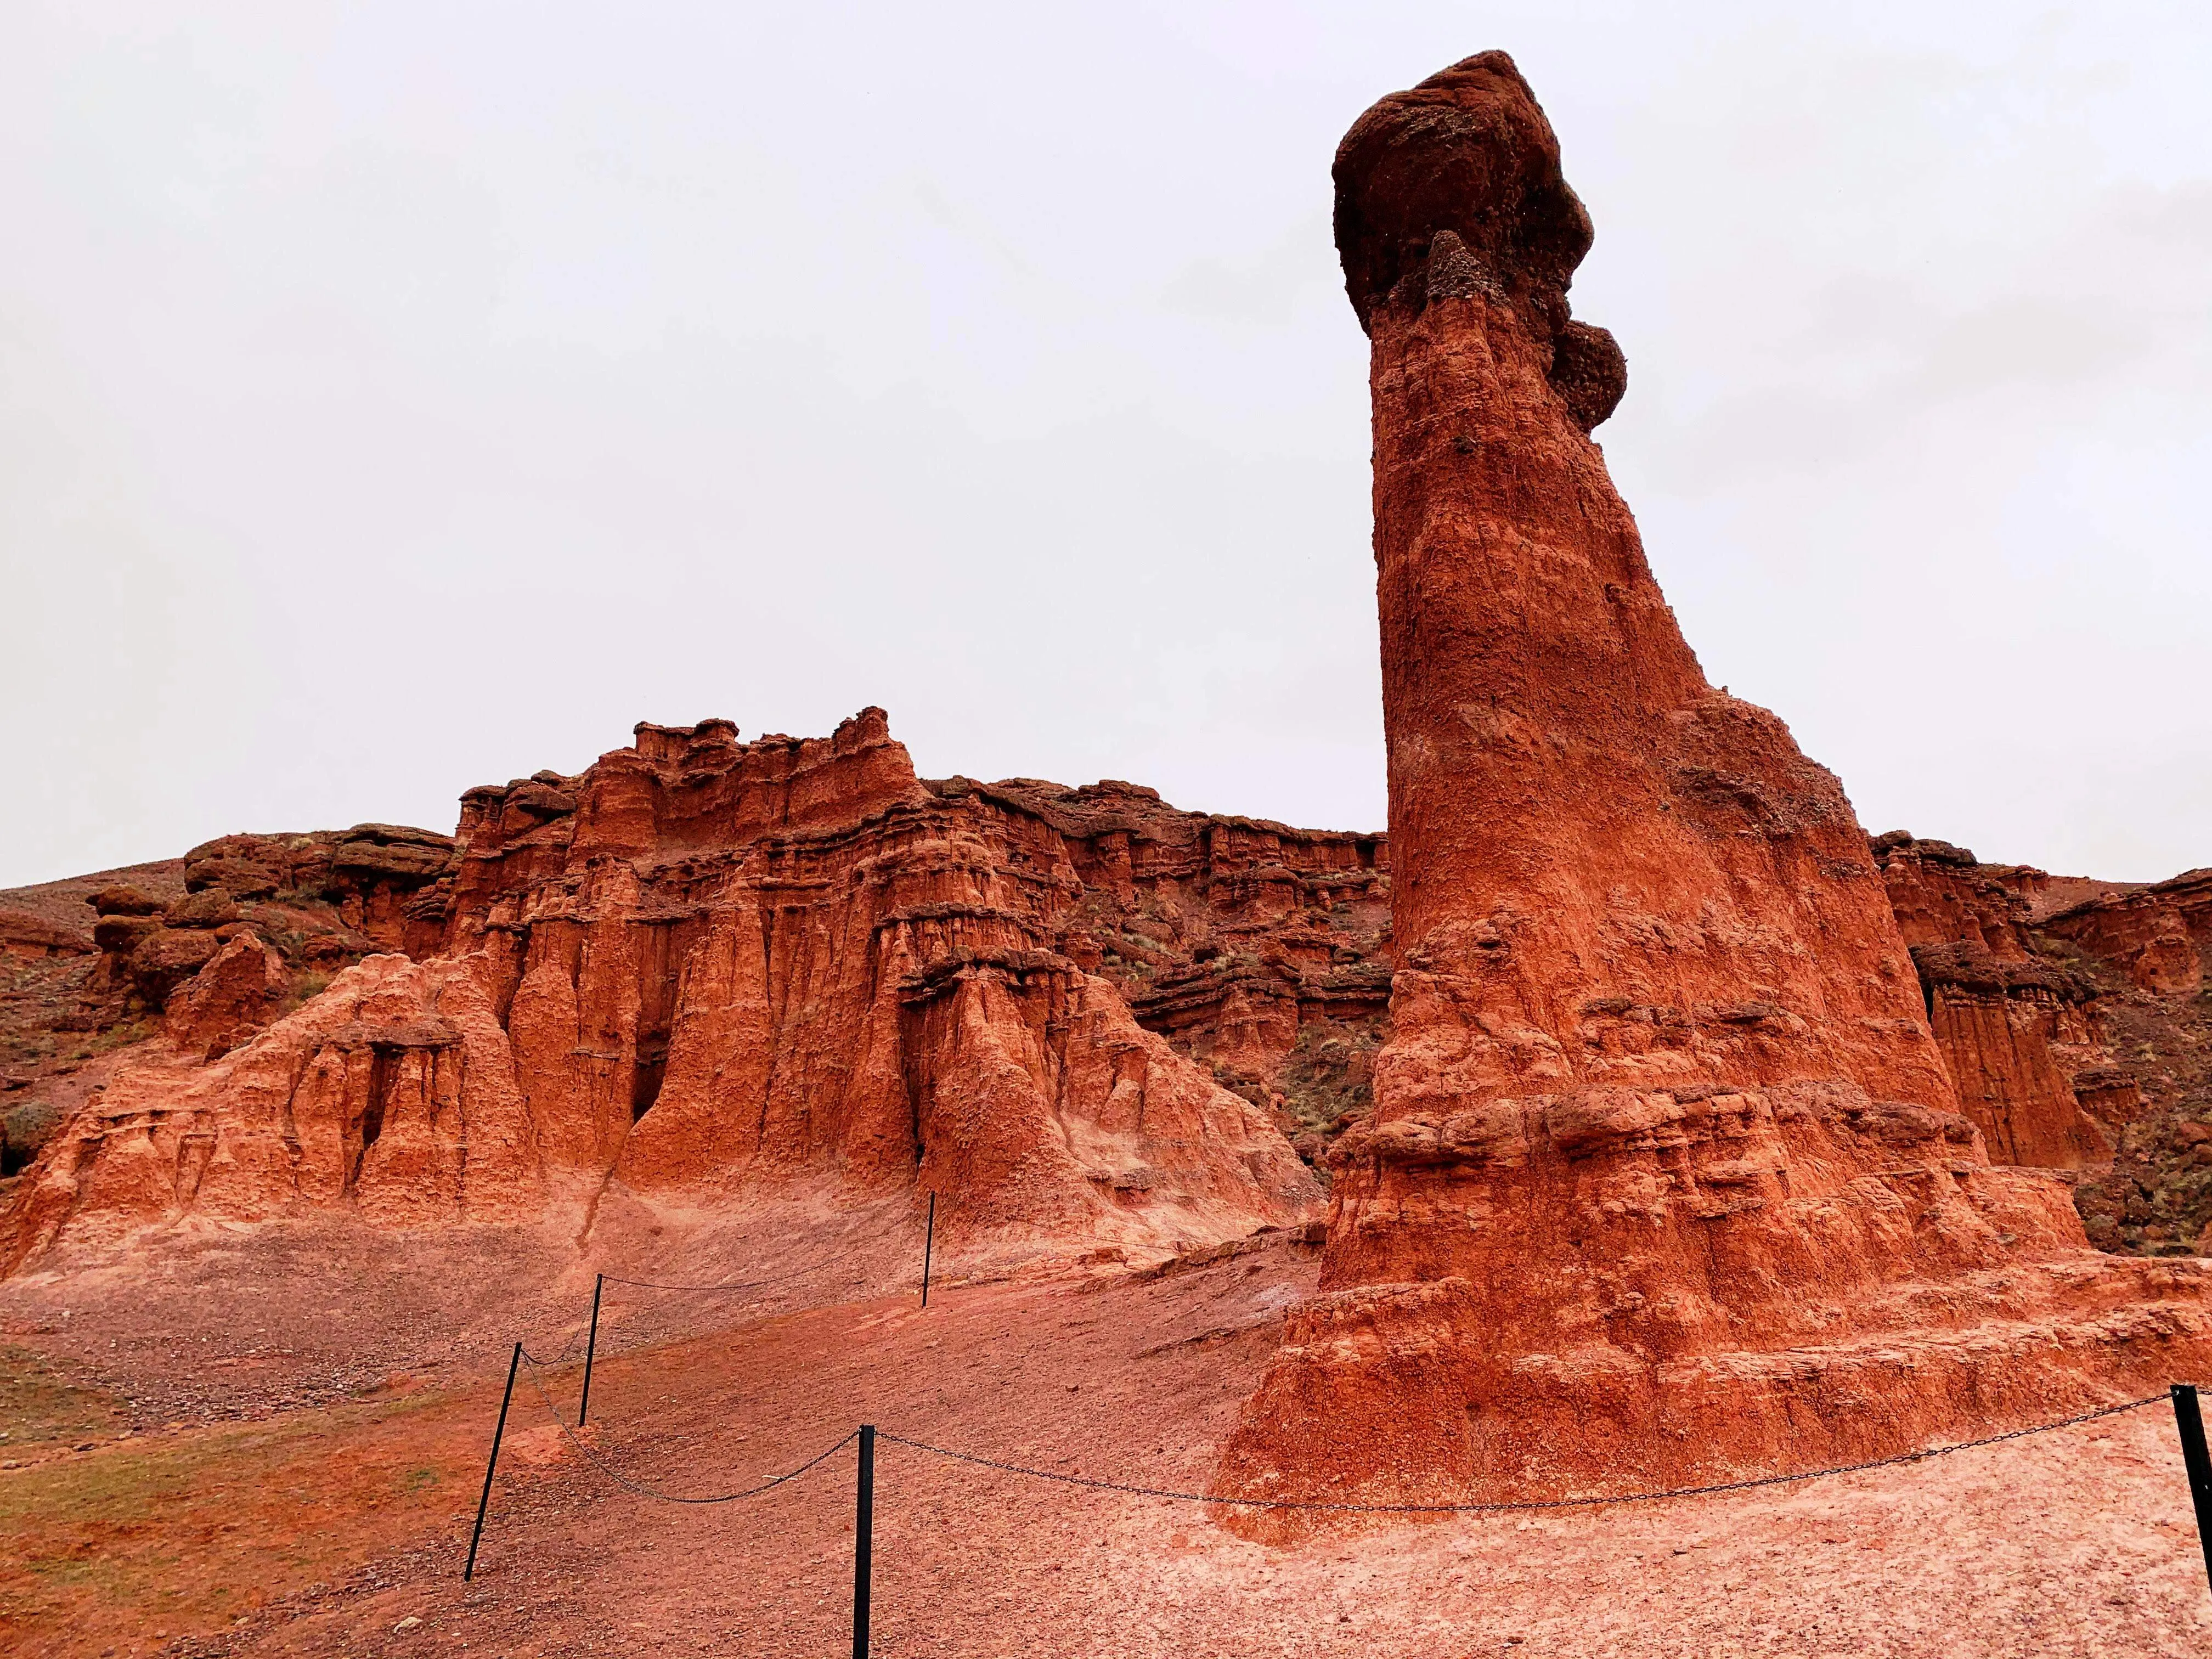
2041;870;2212;1253
1871;832;2132;1169
1212;50;2212;1519
1858;834;2212;1255
974;778;1393;1163
1;712;1319;1271
10;783;2209;1262
5;49;2212;1530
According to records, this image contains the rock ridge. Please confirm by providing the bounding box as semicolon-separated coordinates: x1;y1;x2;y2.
1;712;1327;1272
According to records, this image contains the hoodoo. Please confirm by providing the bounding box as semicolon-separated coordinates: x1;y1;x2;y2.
1214;52;2212;1514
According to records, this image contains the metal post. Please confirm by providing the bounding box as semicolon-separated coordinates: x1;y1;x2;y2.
852;1424;876;1658
578;1273;604;1427
921;1193;935;1309
2173;1384;2212;1598
464;1343;523;1582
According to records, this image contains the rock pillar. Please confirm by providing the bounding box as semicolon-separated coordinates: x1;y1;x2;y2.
1214;52;2210;1520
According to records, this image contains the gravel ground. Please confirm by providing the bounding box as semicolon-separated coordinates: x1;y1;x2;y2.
3;1221;2210;1658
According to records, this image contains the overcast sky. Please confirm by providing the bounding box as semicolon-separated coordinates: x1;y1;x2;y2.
5;2;2208;888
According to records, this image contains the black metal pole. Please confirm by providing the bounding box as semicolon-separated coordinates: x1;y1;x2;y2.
921;1193;935;1309
464;1342;523;1582
578;1273;604;1427
853;1424;876;1658
2174;1384;2212;1599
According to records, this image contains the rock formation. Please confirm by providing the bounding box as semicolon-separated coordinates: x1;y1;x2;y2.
2044;867;2212;998
6;49;2212;1526
1872;833;2131;1168
1213;51;2212;1516
2040;870;2212;1253
983;779;1393;1160
0;910;91;963
1853;834;2212;1255
1;712;1319;1270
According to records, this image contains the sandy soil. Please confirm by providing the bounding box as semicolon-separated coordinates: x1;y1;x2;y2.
2;1217;2209;1659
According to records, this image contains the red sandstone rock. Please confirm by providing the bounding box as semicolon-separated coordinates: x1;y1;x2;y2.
2;711;1318;1270
44;830;460;1031
2044;869;2212;997
165;933;289;1060
178;825;456;958
2;953;529;1251
0;910;90;961
124;927;225;1004
2036;871;2212;1253
1;780;1391;1222
1872;833;2130;1168
7;58;2210;1526
967;777;1394;1154
87;885;163;918
1214;50;2212;1520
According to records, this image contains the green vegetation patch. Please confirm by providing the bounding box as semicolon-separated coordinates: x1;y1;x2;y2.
0;1345;128;1450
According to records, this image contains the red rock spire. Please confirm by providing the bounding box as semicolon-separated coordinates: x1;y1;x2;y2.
1215;52;2212;1520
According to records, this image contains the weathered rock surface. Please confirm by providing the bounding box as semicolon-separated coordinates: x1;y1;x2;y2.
64;825;454;1019
2;713;1319;1269
2044;868;2212;997
974;778;1394;1165
1;861;188;1182
19;796;2203;1265
164;933;291;1062
0;778;1395;1234
5;52;2211;1542
0;910;92;961
1214;50;2212;1518
2040;871;2212;1254
1854;834;2212;1255
0;830;459;1179
1872;832;2131;1169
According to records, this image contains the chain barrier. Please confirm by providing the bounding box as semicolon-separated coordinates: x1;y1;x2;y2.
520;1324;589;1366
878;1393;2168;1515
515;1349;857;1505
499;1349;2169;1516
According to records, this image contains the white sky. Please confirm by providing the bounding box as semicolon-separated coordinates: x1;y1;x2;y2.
4;2;2208;887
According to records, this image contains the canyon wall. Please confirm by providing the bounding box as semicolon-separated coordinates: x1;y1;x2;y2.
1213;50;2212;1519
1862;835;2212;1255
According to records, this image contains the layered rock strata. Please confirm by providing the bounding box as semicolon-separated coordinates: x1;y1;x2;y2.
69;825;456;1027
2;713;1318;1269
1214;51;2212;1516
983;778;1394;1160
2041;872;2212;1253
1859;836;2212;1254
2044;868;2212;998
1874;833;2131;1169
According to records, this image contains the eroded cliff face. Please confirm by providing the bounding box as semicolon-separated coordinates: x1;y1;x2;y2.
2041;871;2212;1253
1212;50;2212;1518
1856;836;2212;1254
1872;833;2132;1170
5;51;2210;1522
1;829;460;1182
1;712;1319;1271
88;825;456;1017
980;779;1394;1164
